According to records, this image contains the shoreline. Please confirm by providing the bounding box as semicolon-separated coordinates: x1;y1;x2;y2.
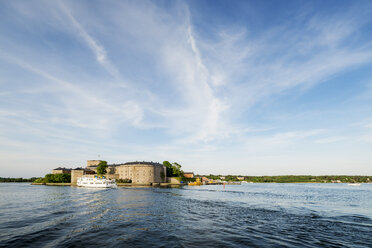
31;182;185;187
28;182;372;187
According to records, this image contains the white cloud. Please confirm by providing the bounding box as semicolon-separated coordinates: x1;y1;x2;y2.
57;1;121;79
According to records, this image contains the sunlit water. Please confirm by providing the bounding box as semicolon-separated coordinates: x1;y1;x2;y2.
0;183;371;247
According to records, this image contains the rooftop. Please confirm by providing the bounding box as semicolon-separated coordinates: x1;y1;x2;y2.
53;167;72;170
106;161;164;167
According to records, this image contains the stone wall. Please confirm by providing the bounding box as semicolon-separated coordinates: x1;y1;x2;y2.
115;164;166;184
71;170;84;184
154;165;167;183
52;169;64;174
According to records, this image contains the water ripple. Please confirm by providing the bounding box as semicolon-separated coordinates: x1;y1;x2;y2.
0;183;371;247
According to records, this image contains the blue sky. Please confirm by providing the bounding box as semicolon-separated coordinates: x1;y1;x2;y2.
1;0;372;177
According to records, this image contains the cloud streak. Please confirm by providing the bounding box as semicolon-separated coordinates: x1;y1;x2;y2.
57;1;121;79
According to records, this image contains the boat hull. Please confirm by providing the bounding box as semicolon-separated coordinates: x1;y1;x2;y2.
77;183;117;188
77;176;117;188
348;183;361;186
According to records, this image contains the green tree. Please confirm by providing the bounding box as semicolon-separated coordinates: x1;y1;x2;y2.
43;173;71;183
163;161;173;177
172;162;183;177
97;161;108;176
33;178;44;183
163;161;183;177
45;174;55;183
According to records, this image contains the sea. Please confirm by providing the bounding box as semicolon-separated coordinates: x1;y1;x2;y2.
0;183;371;247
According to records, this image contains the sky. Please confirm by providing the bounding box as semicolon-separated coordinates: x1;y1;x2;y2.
0;0;372;177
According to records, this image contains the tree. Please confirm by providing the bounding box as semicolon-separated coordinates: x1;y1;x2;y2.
97;161;108;176
43;173;71;183
163;161;173;177
172;162;183;177
45;174;55;183
163;161;183;177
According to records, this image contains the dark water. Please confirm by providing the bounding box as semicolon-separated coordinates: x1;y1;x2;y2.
0;183;371;247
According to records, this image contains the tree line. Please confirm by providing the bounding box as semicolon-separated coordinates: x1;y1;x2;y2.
0;177;39;182
33;173;71;183
197;175;371;183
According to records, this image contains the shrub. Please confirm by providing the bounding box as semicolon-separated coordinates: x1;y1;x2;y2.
97;161;108;175
33;178;45;183
44;173;71;183
117;179;132;183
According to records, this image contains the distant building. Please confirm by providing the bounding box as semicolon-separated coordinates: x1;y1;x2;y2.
52;167;72;174
183;172;194;178
68;161;167;185
237;176;245;180
220;176;225;180
202;177;209;182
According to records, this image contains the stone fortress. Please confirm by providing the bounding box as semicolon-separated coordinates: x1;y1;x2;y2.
68;160;167;185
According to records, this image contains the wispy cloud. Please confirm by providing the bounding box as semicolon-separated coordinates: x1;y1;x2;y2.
0;51;143;131
57;1;121;79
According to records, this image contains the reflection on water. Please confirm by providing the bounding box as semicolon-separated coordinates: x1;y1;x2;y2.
0;183;371;247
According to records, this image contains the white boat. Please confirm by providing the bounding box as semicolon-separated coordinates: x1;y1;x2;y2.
77;176;117;188
348;183;361;186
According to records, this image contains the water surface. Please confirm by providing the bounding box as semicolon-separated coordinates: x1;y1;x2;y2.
0;183;371;247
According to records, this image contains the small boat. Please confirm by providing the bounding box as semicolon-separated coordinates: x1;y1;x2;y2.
77;176;117;188
188;178;202;186
348;183;361;186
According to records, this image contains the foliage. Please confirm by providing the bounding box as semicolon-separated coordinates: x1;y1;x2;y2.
181;177;196;182
163;161;184;177
43;173;71;183
0;177;39;182
172;162;183;177
117;178;132;183
97;161;108;175
33;178;45;183
163;161;173;177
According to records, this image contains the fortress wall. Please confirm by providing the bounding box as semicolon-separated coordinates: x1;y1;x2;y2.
52;169;64;174
105;173;119;180
71;170;84;184
114;164;166;184
130;165;154;184
154;165;166;183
